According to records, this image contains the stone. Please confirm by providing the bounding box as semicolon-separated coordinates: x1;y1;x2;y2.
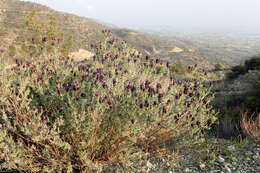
253;155;259;160
70;49;95;62
227;145;235;151
234;170;241;173
246;151;253;156
245;157;251;161
218;156;225;163
224;165;232;173
199;163;206;169
146;161;153;168
170;46;183;53
184;168;191;172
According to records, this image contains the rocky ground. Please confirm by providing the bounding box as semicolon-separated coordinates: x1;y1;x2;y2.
102;137;260;173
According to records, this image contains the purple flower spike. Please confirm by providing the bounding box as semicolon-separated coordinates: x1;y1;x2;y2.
80;93;87;98
158;93;164;99
42;37;47;42
102;82;108;89
163;107;167;114
108;97;113;105
112;79;117;85
144;100;149;108
166;62;170;68
72;82;81;91
99;96;105;103
184;87;189;94
31;37;35;44
156;83;162;89
63;82;71;92
145;80;150;88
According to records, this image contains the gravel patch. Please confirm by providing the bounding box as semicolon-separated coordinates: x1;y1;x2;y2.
102;139;260;173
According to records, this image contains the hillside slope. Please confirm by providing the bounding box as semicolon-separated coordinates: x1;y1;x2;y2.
144;30;260;66
0;0;215;68
0;0;106;51
113;28;215;68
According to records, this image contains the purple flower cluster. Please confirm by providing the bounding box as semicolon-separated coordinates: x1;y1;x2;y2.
62;82;81;92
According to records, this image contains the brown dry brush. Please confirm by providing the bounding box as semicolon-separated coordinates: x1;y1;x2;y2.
240;113;260;143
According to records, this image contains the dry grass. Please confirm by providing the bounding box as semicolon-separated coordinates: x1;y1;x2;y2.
240;113;260;143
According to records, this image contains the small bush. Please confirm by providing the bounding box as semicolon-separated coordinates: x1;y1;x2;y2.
214;63;225;71
248;71;260;94
20;11;73;58
227;55;260;80
214;107;241;138
226;65;246;79
245;55;260;71
170;61;189;75
0;32;217;172
245;71;260;112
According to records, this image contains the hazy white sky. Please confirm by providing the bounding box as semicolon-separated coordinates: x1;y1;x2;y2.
23;0;260;32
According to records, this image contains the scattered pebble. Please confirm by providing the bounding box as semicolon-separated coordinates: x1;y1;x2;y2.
199;163;206;169
224;165;232;173
227;145;235;151
184;168;191;172
108;140;260;173
146;161;153;168
218;155;225;163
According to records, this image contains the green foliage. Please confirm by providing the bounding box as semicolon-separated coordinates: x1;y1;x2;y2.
170;61;189;75
0;29;217;172
245;55;260;71
224;56;260;110
21;11;73;58
231;65;246;75
227;55;260;79
247;71;260;111
214;63;225;71
249;71;260;92
226;65;246;79
214;56;260;138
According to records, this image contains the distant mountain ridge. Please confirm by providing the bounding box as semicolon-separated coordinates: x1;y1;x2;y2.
141;30;260;66
1;0;257;68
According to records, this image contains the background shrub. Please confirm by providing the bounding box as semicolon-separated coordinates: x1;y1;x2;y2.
170;61;189;75
214;63;226;71
227;55;260;80
20;11;73;58
226;65;246;79
245;55;260;71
